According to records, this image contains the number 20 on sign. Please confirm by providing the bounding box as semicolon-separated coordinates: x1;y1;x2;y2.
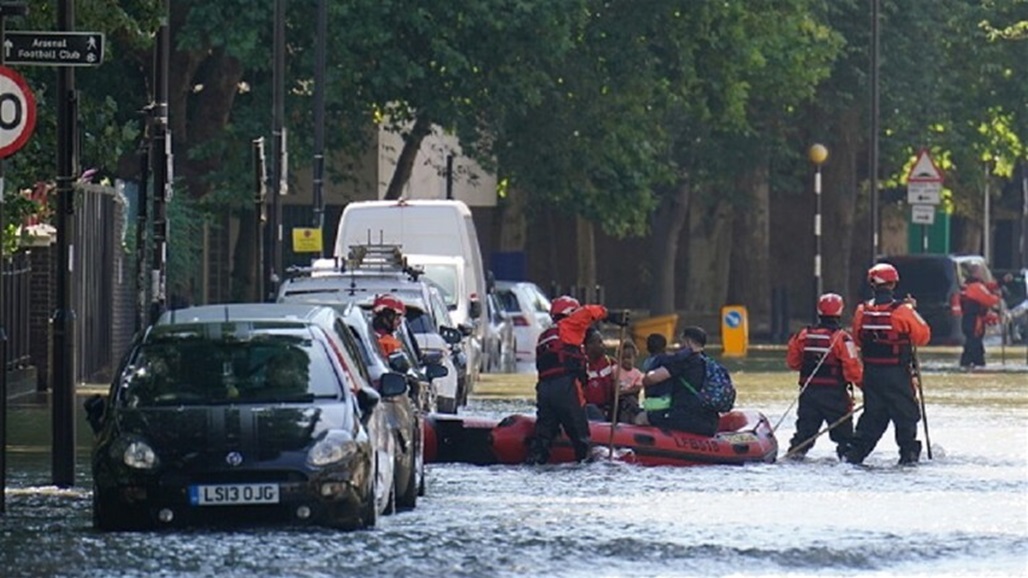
0;65;37;159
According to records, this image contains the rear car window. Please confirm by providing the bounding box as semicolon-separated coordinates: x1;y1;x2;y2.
120;329;342;406
496;289;521;314
887;258;955;298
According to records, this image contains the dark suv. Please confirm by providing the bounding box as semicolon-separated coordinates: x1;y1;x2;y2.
875;254;998;345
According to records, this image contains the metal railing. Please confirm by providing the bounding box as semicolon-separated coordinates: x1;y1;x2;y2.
1;251;31;371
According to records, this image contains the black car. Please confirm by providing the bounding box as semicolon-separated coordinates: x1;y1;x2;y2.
86;303;403;531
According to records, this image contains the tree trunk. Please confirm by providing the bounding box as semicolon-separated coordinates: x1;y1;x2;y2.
576;216;596;295
497;187;527;252
231;207;258;302
648;180;691;315
728;158;771;321
685;195;734;312
823;104;862;305
384;116;432;200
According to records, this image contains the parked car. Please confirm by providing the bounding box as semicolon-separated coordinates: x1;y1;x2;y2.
332;302;430;509
279;256;466;413
494;280;553;362
85;303;400;531
996;268;1028;343
404;253;483;382
875;254;1001;345
483;292;516;373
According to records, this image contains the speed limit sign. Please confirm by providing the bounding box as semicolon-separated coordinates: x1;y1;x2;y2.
0;65;37;159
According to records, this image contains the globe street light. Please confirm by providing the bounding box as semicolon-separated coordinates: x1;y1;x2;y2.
809;143;829;320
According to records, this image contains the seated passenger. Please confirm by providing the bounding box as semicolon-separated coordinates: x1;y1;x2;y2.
640;333;667;372
582;327;617;421
639;326;719;436
615;340;644;423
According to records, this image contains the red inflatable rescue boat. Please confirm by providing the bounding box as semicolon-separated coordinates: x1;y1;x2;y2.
424;410;778;467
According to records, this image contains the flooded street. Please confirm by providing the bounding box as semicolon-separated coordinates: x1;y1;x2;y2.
2;354;1026;577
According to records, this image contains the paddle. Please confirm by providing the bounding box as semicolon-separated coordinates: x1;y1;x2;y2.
607;320;628;461
911;346;933;460
772;329;844;433
782;403;864;460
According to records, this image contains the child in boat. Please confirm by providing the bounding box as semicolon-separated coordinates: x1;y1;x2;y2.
583;327;617;421
615;340;644;423
641;333;667;372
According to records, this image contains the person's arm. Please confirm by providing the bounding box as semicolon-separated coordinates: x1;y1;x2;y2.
785;330;805;371
642;366;671;387
967;282;1002;308
851;304;866;348
898;305;932;346
558;304;608;345
835;332;863;386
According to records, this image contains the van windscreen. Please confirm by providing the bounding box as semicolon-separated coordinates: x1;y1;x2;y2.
891;259;953;297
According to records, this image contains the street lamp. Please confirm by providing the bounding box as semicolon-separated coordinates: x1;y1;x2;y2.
809;143;829;319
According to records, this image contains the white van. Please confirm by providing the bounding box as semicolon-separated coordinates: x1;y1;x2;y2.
334;199;487;377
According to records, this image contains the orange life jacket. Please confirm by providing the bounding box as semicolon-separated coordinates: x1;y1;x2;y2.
799;327;844;386
858;301;911;365
535;325;587;381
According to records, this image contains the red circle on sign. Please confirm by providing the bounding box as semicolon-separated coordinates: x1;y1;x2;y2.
0;65;37;159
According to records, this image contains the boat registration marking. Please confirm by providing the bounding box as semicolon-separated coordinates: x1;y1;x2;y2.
188;483;280;506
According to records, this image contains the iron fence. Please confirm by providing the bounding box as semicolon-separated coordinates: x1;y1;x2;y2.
1;251;31;371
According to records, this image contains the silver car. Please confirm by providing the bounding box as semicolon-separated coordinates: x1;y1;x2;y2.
493;280;553;363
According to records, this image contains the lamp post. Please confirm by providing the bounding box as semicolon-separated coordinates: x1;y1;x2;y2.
809;143;829;320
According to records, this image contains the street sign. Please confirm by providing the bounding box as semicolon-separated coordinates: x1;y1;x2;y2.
907;149;944;182
3;31;104;67
911;204;936;225
0;65;36;158
908;181;942;204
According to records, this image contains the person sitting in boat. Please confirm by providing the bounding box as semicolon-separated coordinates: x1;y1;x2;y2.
641;333;667;372
638;326;720;436
785;293;863;460
615;340;644;423
583;327;617;421
527;296;626;464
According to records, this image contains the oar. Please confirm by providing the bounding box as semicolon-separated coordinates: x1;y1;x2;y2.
911;346;933;460
782;403;864;460
607;319;628;461
772;329;843;433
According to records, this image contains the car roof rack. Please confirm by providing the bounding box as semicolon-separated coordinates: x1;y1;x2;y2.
347;242;424;281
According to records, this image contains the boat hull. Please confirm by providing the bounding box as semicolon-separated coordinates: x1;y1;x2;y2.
424;410;778;467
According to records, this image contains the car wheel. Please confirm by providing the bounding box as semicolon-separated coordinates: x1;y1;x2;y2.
93;485;144;531
360;457;379;529
395;458;417;511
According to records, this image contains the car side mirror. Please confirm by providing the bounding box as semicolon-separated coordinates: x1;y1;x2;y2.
439;326;462;345
469;298;482;319
457;322;474;337
357;386;381;417
378;372;408;397
84;394;106;434
388;351;411;373
425;363;449;380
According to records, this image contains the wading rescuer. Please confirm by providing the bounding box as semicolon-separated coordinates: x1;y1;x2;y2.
526;296;627;464
845;264;931;466
785;293;863;460
959;265;1002;368
372;293;406;357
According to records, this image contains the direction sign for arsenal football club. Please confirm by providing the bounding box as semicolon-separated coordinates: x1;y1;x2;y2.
0;65;36;158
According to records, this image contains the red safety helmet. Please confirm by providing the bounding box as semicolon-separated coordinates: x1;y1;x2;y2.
867;263;899;286
549;295;580;319
373;293;405;315
817;293;845;317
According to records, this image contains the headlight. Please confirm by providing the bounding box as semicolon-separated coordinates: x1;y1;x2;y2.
307;431;358;467
115;438;159;470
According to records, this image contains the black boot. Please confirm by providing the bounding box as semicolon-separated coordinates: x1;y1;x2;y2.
898;441;922;465
835;442;850;461
844;444;866;465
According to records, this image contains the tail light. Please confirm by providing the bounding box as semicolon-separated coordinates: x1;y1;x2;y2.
512;315;530;327
950;293;962;316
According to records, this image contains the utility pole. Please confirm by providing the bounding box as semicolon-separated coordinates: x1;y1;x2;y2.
149;0;170;323
135;113;150;333
51;0;78;488
1022;161;1027;268
267;0;286;300
312;0;325;249
0;0;29;516
253;137;267;300
869;0;881;262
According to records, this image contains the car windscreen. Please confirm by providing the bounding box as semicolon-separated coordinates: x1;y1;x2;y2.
495;289;522;314
405;308;435;334
420;264;459;308
889;259;954;300
119;330;342;406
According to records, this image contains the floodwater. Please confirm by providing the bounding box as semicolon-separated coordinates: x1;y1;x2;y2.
2;352;1026;578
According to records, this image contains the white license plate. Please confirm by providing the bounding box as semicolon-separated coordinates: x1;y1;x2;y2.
189;483;280;506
